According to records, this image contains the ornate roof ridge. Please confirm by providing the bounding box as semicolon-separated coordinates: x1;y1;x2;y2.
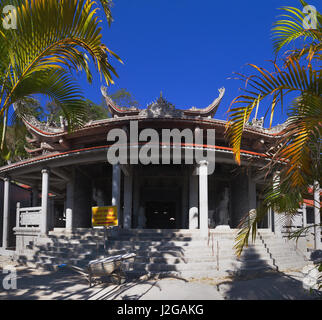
102;86;225;119
14;91;289;140
13;102;65;135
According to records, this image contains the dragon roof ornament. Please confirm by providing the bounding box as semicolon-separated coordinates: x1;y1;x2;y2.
183;87;225;118
13;101;64;134
101;86;140;117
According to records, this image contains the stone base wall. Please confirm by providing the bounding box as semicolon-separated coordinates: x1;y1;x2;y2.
14;227;41;254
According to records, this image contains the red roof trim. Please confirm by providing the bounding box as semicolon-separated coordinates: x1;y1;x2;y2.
0;143;270;173
23;116;287;139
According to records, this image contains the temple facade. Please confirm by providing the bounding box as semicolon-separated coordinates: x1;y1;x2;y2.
0;87;320;259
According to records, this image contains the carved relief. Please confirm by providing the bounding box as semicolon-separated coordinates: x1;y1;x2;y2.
139;96;185;118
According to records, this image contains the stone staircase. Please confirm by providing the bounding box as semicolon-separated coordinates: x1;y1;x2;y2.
14;228;308;279
258;229;308;271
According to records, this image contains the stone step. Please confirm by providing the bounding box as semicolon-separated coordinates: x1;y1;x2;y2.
106;239;210;246
263;243;297;251
46;250;102;260
26;250;274;274
261;239;298;247
275;261;308;271
44;246;104;254
104;241;264;250
47;244;212;254
104;244;268;256
265;246;300;254
263;240;297;246
115;232;237;238
40;233;248;245
129;253;272;265
105;248;207;258
273;254;307;264
116;229;206;235
40;238;249;248
266;252;299;261
16;229;308;279
107;236;205;242
34;244;272;262
117;230;238;239
18;252;93;266
50;228;238;236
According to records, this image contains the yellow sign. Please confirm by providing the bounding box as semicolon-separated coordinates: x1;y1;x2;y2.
92;206;118;227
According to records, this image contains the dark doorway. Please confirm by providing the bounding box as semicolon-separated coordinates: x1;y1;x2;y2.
145;201;176;229
53;202;65;228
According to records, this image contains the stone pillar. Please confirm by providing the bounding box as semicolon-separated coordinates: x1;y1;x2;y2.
314;181;321;250
123;171;133;229
302;203;307;228
199;161;208;237
267;207;272;231
272;171;283;236
2;177;10;249
41;168;50;234
112;164;121;224
189;169;199;229
181;174;188;229
132;168;140;228
65;181;74;231
248;172;257;229
248;172;256;213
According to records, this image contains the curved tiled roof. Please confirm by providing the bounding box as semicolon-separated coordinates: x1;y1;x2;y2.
0;143;271;175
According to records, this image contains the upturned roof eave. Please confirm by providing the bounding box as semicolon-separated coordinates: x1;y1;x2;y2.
0;143;277;176
24;114;288;141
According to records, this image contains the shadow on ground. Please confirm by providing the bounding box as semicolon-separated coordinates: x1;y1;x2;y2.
216;246;321;300
0;266;189;300
1;235;321;300
0;258;320;300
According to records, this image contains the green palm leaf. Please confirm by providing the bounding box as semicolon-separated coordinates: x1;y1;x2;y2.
227;1;321;256
0;0;121;157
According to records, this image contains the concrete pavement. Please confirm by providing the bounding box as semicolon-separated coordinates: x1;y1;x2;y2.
0;259;320;300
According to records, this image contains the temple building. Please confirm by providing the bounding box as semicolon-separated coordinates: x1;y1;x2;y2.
0;87;320;276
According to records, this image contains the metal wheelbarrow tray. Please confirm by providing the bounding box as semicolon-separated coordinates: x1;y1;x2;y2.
69;253;136;287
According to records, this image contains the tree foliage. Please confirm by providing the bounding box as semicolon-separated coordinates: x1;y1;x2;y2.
1;88;138;165
0;0;121;160
226;0;321;256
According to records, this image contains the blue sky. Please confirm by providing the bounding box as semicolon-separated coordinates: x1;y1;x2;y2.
78;0;320;126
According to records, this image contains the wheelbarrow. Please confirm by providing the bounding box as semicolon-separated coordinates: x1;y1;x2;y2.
65;253;136;287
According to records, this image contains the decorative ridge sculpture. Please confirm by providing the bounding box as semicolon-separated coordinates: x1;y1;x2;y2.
13;101;65;134
101;86;226;119
183;87;225;118
101;86;140;117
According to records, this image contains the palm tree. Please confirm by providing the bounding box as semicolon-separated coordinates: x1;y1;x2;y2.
226;0;321;255
0;0;121;160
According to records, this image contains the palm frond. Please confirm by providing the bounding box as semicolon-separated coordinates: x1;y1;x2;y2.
0;0;121;118
226;56;321;165
272;5;322;55
228;1;321;256
14;69;87;131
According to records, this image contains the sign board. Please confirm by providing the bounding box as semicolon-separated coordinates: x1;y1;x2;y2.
92;206;118;227
19;207;42;227
20;212;41;227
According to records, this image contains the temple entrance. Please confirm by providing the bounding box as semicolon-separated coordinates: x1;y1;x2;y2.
134;165;187;229
145;201;176;229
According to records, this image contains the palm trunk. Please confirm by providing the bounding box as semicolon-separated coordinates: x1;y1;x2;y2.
1;108;8;151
